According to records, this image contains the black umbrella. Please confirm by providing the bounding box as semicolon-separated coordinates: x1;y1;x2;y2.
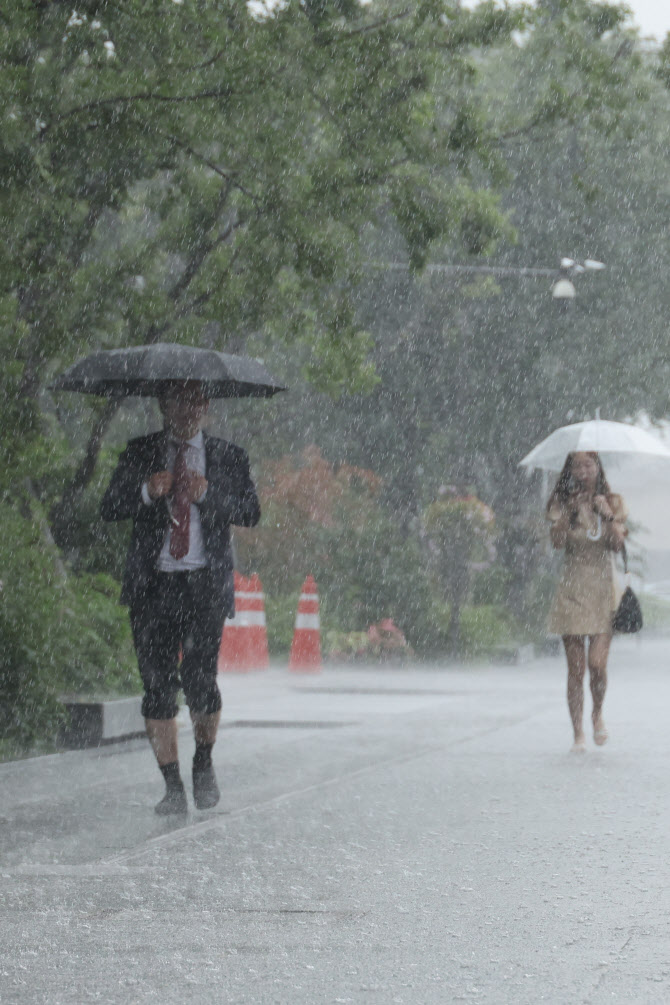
49;343;286;398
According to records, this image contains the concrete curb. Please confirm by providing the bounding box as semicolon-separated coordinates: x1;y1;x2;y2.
492;643;536;665
59;696;145;749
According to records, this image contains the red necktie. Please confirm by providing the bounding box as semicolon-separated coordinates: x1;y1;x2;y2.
169;443;190;559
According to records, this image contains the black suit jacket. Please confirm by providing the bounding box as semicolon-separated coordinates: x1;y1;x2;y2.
100;430;260;613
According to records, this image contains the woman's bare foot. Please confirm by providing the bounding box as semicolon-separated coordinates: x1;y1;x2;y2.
571;733;587;753
593;717;609;746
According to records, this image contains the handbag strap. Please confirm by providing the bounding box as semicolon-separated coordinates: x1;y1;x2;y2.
621;544;629;575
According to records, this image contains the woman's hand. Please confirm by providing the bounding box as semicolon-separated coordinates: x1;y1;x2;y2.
608;523;626;551
592;494;614;521
570;491;592;521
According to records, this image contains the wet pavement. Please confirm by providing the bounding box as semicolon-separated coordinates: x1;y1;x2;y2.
1;636;669;1004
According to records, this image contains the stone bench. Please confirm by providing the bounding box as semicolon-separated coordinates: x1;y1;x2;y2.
59;695;145;749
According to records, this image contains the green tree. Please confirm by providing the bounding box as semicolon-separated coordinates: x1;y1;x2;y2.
257;0;670;632
1;0;529;747
423;492;496;653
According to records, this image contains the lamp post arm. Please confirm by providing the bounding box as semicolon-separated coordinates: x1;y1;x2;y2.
376;262;563;279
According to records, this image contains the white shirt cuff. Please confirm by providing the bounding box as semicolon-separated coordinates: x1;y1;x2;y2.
141;482;154;506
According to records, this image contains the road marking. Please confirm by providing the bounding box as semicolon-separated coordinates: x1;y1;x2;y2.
8;706;551;877
105;707;548;867
6;863;161;876
103;743;446;866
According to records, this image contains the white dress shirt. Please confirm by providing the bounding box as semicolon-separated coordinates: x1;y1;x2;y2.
142;430;209;572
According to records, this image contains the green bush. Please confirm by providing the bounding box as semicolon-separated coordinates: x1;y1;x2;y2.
264;589;370;660
325;620;414;663
471;565;513;606
264;592;299;658
473;560;554;644
410;599;518;659
50;444;132;580
459;604;516;657
0;496;138;757
0;503;68;754
516;569;556;642
316;507;433;647
58;573;138;699
639;593;670;631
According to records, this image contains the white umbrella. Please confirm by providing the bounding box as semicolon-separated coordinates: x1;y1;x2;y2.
519;419;670;474
521;419;670;565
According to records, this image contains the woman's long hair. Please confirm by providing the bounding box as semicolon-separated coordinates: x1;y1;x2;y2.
546;452;614;513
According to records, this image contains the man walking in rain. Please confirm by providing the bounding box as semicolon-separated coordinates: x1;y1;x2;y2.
101;380;260;815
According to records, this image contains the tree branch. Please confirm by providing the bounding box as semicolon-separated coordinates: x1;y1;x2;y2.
54;181;247;510
49;397;121;549
335;9;413;39
25;478;68;583
167;135;261;204
42;86;236;137
173;49;226;72
498;41;635;143
166;180;234;304
498;109;551;142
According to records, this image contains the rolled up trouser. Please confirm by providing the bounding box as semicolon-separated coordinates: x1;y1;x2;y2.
130;569;224;720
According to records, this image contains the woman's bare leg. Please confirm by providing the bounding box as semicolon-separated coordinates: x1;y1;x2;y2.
563;635;587;749
588;633;611;744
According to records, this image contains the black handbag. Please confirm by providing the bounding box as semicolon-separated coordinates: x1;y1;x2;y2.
612;547;643;634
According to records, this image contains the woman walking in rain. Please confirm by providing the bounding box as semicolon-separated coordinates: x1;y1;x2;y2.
547;452;627;752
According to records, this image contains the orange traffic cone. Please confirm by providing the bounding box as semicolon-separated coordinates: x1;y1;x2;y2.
218;571;270;672
289;575;321;672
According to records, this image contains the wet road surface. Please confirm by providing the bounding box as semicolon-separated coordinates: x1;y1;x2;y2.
1;637;669;1003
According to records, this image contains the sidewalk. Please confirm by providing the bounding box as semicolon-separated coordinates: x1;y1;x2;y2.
0;657;561;872
2;638;667;1004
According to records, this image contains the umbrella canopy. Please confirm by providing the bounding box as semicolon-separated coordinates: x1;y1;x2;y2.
49;343;286;398
519;419;670;473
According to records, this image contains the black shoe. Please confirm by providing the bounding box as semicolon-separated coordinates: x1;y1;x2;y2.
192;762;220;810
154;786;188;816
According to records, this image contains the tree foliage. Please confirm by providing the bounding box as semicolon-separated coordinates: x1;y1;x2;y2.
2;0;525;404
221;0;670;656
2;0;669;744
1;0;535;745
423;492;496;652
255;1;670;609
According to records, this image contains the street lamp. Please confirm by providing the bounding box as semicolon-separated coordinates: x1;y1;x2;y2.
551;257;606;302
379;256;606;302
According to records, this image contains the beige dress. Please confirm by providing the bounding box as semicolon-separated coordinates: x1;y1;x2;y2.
547;494;627;636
